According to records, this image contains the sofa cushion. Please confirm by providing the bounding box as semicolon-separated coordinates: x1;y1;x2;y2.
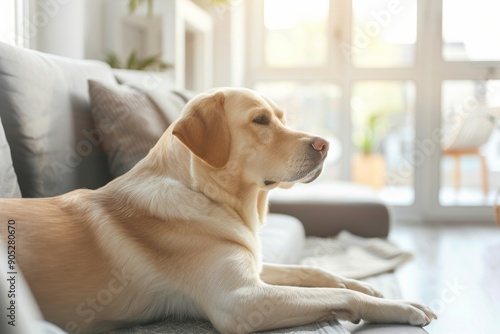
88;80;171;177
0;117;21;198
113;69;190;124
104;318;347;334
260;213;305;264
0;42;116;197
89;73;194;177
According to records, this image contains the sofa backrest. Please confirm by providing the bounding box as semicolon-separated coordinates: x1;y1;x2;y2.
0;42;116;197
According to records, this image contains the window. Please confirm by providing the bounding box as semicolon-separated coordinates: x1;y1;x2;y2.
263;0;329;67
443;0;500;61
351;81;416;205
247;0;500;221
0;1;17;45
0;0;26;47
351;0;417;67
436;0;500;214
440;80;500;206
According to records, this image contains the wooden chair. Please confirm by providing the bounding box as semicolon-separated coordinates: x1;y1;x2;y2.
441;106;496;196
442;148;489;195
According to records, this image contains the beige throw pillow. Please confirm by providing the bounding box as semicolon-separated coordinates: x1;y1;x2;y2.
88;80;170;177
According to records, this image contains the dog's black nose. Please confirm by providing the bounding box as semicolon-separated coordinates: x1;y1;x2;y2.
311;137;329;158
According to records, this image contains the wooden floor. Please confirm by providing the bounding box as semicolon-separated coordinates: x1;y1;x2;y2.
389;224;500;334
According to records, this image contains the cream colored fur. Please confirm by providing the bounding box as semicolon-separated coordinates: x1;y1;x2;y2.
0;88;436;334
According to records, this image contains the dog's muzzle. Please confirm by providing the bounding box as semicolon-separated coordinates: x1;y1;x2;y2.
264;136;330;187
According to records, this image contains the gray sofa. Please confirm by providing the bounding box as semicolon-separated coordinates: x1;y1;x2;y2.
0;42;423;333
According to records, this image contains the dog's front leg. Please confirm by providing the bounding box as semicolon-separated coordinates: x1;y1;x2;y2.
206;284;436;334
260;263;383;297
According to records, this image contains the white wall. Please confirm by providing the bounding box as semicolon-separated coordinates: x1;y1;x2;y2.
84;0;105;60
29;0;245;88
33;0;85;58
211;0;245;87
29;0;104;60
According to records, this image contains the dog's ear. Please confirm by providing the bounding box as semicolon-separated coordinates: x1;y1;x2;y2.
173;92;231;168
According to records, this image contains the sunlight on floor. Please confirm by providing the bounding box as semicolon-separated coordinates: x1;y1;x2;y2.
390;224;500;334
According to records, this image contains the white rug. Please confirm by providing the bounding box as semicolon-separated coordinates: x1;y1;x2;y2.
300;231;413;280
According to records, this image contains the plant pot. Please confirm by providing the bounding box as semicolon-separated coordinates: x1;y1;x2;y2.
352;153;386;190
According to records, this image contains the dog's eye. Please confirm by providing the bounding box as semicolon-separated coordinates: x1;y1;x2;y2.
252;115;270;125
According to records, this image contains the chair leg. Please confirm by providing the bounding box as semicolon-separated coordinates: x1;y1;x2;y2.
453;154;460;192
480;155;489;196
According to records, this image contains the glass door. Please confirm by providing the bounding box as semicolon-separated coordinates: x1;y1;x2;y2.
247;0;421;213
438;0;500;209
249;0;346;184
349;0;418;207
246;0;499;221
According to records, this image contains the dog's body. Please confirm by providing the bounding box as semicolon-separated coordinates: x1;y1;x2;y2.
0;88;436;333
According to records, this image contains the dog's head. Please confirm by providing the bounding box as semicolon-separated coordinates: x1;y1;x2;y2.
172;87;329;190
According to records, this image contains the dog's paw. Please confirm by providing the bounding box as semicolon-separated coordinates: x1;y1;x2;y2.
385;300;437;326
404;301;438;326
343;279;384;298
361;299;437;326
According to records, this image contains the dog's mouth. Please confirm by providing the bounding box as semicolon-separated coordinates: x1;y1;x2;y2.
264;155;326;187
299;166;323;183
295;153;327;184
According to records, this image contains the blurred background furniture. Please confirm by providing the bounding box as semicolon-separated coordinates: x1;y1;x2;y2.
441;105;496;196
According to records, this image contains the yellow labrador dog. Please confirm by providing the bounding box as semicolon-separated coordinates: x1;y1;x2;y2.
0;88;436;333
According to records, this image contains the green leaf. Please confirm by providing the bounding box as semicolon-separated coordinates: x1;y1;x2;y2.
129;0;140;14
360;134;374;153
147;0;154;17
105;51;172;71
135;54;171;71
159;62;172;71
211;0;231;5
105;53;122;69
134;54;158;70
129;0;153;15
126;50;138;69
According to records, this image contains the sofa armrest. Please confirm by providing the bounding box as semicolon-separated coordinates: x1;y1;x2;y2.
269;201;390;238
268;182;391;239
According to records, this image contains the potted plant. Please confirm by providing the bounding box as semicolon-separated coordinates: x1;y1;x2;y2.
128;0;154;17
105;51;171;71
117;0;163;71
352;112;388;190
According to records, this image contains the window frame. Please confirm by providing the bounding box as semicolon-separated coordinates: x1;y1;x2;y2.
245;0;500;222
0;0;23;46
